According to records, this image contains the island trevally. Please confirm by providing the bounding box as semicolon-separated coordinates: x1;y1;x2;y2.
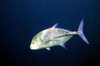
30;19;89;50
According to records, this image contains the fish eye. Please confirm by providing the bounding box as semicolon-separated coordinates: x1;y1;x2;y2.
32;42;34;44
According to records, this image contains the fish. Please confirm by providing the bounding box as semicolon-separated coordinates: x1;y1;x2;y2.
30;19;89;50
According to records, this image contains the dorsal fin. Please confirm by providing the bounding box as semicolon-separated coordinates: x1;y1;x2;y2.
52;23;59;28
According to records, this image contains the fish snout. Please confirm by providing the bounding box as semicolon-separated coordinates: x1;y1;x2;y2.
30;44;39;50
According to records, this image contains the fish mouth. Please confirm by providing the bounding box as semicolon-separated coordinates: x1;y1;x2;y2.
30;44;39;50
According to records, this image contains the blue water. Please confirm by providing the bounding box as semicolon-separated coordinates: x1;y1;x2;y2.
1;0;100;66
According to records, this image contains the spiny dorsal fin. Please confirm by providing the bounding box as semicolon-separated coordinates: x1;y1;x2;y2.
52;23;59;28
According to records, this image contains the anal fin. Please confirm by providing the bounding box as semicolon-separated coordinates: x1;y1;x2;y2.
60;44;67;49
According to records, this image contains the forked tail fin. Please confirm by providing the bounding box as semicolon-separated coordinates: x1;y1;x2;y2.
77;19;89;44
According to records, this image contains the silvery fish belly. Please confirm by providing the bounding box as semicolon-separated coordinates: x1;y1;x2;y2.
30;19;89;50
30;28;74;50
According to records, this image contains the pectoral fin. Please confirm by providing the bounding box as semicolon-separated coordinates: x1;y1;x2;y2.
46;48;50;50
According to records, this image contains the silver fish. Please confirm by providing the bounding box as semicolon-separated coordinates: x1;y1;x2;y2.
30;19;89;50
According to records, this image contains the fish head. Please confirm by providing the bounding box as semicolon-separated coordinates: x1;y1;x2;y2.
30;35;42;50
30;42;39;50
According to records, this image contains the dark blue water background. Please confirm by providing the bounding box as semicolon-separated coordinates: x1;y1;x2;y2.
1;0;100;66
